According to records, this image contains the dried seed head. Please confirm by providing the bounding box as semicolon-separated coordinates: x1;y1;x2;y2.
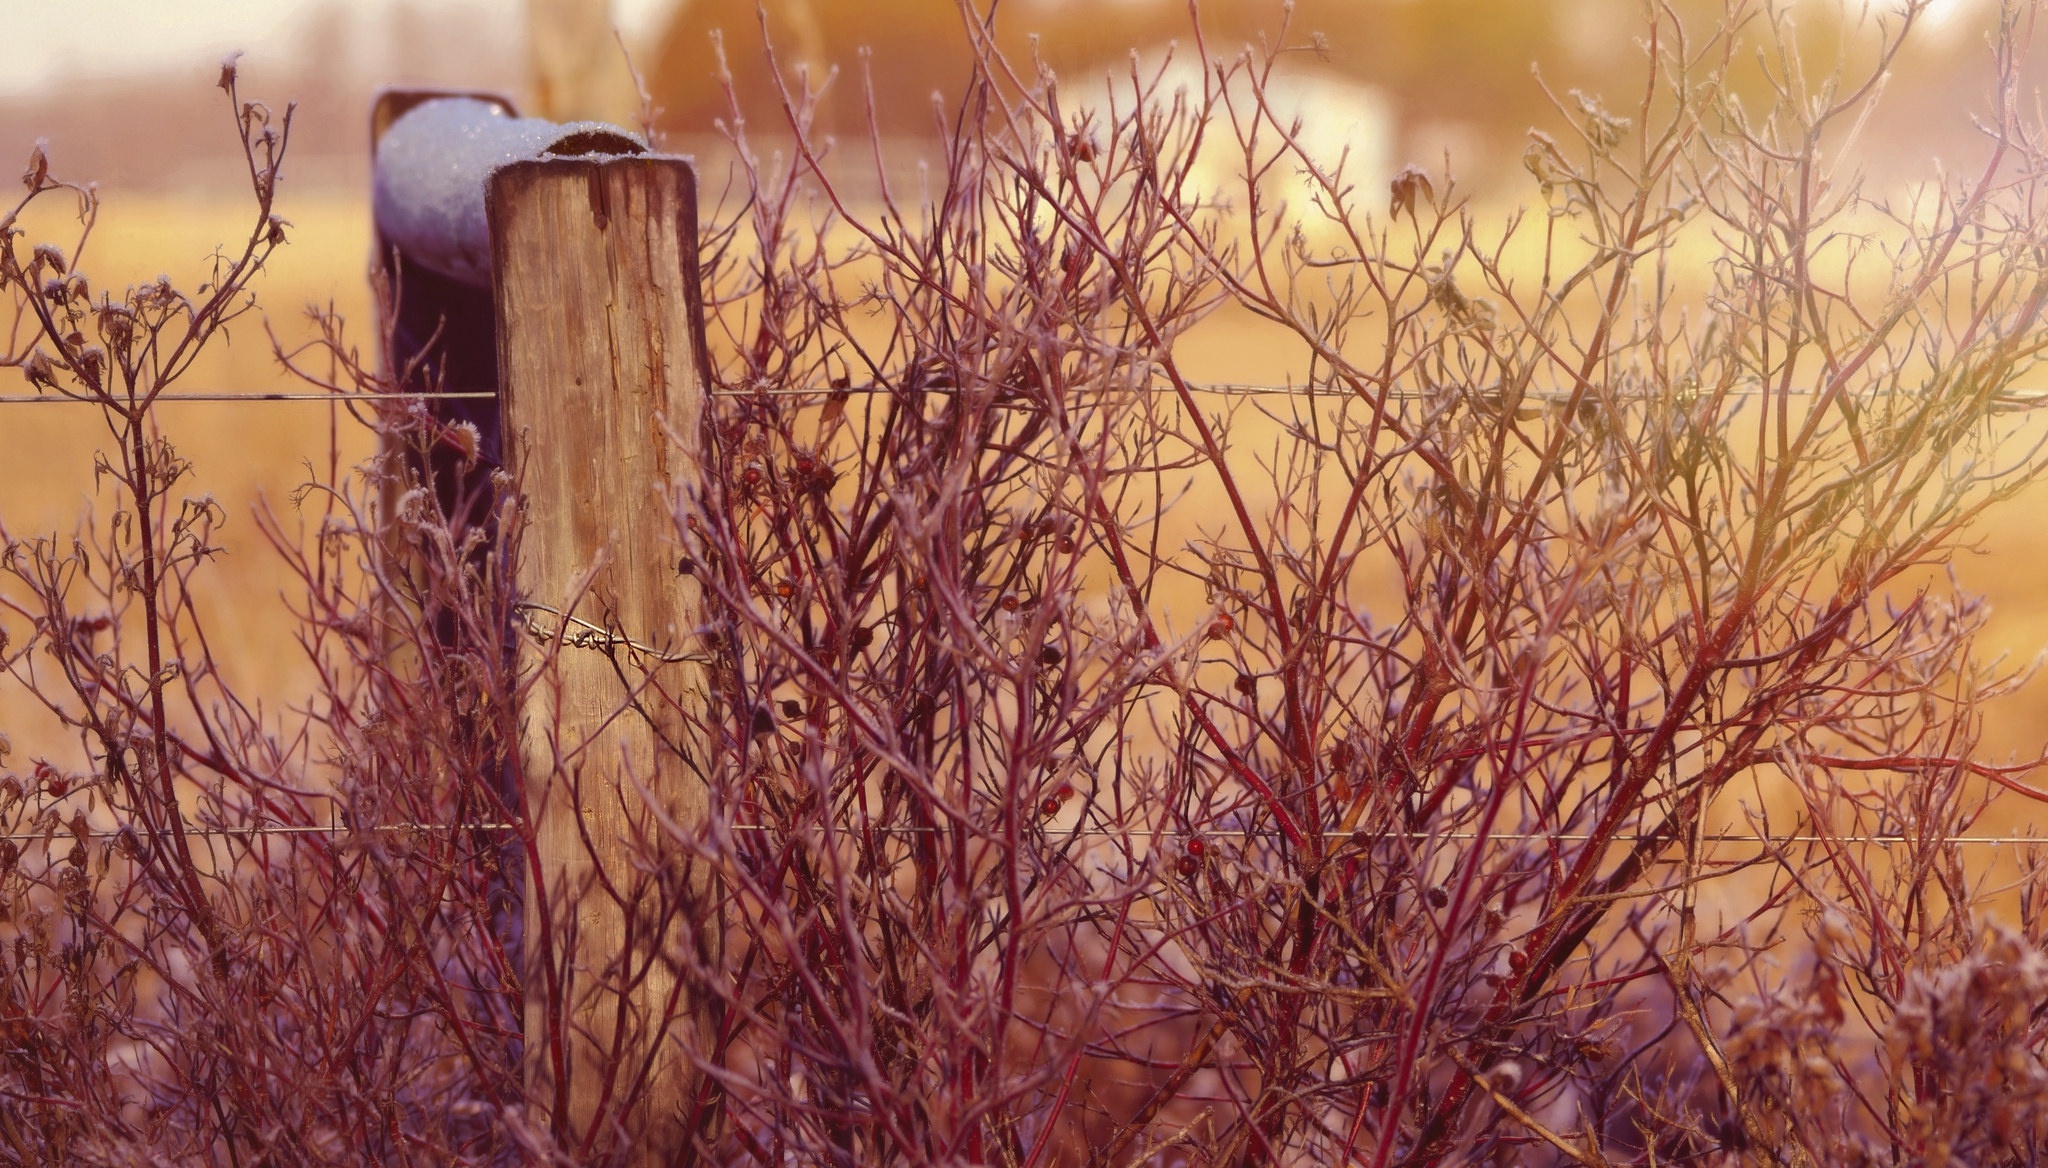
780;699;804;719
23;349;56;389
22;140;48;189
848;625;874;652
1390;164;1434;221
1574;1037;1618;1064
445;421;481;467
1233;673;1257;696
1039;645;1061;666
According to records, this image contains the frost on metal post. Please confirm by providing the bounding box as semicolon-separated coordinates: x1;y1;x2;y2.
372;96;646;287
370;94;648;527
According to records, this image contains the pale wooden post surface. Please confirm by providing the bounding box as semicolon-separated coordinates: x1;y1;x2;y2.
489;155;712;1159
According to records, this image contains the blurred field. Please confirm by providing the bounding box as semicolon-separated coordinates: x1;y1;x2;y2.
0;190;381;750
6;184;2048;850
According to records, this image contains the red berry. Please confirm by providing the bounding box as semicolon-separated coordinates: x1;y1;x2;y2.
1207;613;1234;641
1054;783;1075;801
849;625;874;651
45;776;68;798
742;465;764;487
1000;593;1020;612
1039;645;1061;666
1040;798;1061;817
1508;948;1528;972
1177;854;1199;877
1058;536;1077;554
1234;673;1257;696
1186;837;1206;857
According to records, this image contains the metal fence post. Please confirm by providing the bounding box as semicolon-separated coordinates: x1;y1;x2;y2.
488;153;713;1160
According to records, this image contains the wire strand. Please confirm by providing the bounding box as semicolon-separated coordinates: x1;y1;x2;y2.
3;384;2045;405
8;821;2040;848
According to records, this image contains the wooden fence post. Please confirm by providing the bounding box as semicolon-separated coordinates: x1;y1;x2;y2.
489;154;713;1160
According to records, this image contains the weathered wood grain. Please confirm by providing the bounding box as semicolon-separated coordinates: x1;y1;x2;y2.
490;155;713;1161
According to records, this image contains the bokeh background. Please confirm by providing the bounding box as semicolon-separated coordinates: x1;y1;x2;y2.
3;0;2044;797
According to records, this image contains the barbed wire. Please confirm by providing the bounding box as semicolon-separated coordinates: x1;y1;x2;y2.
5;377;2042;853
3;384;2046;406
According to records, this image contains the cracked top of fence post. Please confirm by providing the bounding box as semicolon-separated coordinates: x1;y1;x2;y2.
374;96;647;287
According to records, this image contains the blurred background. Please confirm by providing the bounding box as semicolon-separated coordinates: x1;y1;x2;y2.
4;0;2046;778
0;0;2012;195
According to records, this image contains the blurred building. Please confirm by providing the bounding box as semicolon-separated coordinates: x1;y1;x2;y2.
647;0;2016;191
0;0;2017;198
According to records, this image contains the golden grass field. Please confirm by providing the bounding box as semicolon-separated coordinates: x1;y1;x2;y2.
6;186;2048;858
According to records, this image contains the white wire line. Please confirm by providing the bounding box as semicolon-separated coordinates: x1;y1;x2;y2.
2;384;2044;406
0;390;499;405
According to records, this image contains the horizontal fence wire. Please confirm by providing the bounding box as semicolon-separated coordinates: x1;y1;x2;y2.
5;821;2039;848
2;384;2047;405
2;378;2040;854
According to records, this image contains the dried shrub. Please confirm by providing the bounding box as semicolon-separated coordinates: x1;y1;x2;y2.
3;3;2048;1165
